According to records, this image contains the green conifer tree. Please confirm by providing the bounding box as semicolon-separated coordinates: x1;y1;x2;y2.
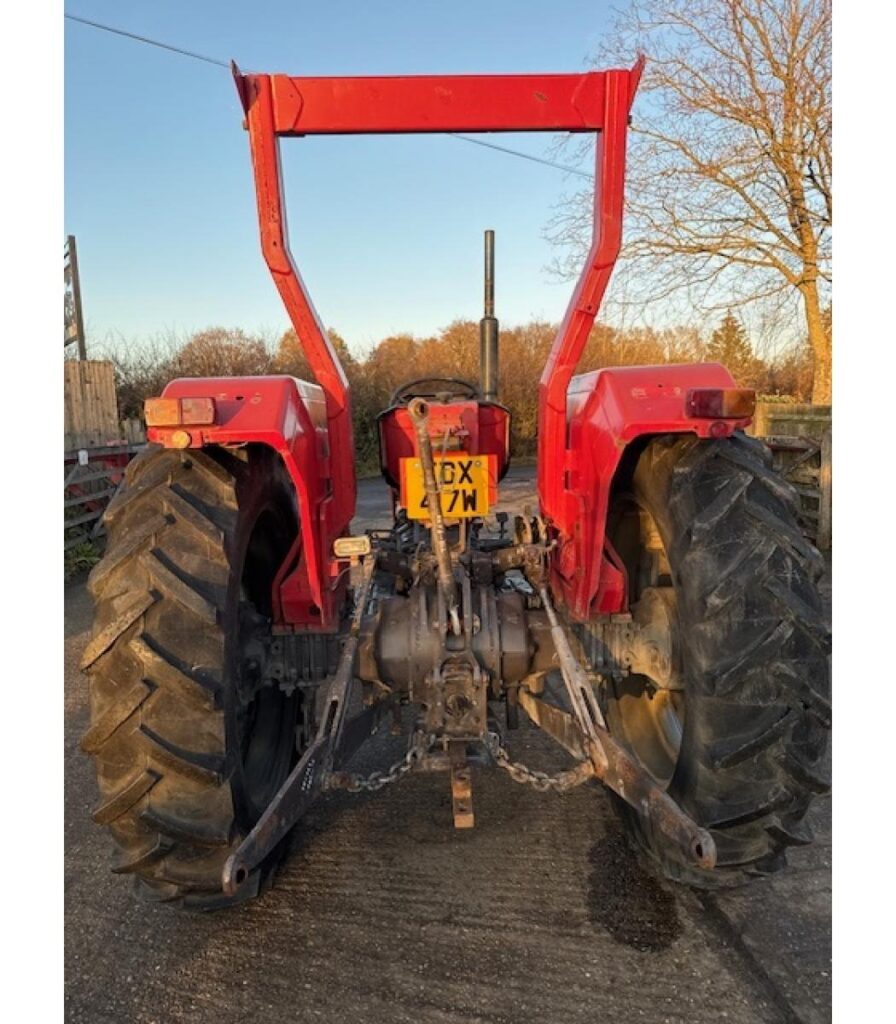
706;311;759;385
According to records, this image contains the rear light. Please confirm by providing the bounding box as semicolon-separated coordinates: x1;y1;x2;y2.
143;398;179;427
145;396;216;427
180;397;216;424
685;388;755;419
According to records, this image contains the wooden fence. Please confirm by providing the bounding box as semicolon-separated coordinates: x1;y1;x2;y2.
64;444;142;552
64;360;147;556
751;402;832;551
64;360;122;450
751;402;832;441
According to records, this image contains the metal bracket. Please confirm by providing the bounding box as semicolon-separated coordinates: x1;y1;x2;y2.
448;741;474;828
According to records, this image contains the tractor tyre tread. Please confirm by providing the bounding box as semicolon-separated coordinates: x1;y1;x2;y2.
80;445;287;909
615;431;830;888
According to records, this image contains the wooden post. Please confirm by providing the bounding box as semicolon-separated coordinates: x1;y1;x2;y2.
65;235;87;360
816;427;832;551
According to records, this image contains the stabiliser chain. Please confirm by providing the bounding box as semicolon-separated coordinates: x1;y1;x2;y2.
327;730;435;793
484;732;594;793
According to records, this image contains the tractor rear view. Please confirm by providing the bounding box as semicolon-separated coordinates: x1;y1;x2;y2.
81;60;830;907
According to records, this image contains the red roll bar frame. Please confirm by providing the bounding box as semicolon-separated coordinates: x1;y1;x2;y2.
233;59;643;554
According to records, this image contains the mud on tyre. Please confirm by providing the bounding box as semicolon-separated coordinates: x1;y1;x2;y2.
80;445;305;908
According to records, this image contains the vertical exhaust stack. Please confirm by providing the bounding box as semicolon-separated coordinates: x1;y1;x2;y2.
480;230;499;402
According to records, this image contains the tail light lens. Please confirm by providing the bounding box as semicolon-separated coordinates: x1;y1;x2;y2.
686;388;755;419
145;397;216;427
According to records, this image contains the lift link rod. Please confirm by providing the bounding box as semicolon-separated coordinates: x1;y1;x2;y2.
222;558;380;896
408;397;462;635
538;587;717;871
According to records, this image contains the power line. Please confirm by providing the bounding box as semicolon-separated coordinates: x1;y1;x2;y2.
64;13;231;69
64;11;594;181
448;134;592;180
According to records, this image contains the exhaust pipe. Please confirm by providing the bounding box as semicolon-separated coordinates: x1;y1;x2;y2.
479;229;499;402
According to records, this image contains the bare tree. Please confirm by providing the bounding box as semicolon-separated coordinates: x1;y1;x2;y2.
547;0;831;402
173;327;273;378
274;327;357;379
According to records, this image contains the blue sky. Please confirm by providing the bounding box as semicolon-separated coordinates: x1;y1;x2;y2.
64;1;619;357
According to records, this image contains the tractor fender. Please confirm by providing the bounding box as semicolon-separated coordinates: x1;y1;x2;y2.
148;375;349;629
548;363;750;620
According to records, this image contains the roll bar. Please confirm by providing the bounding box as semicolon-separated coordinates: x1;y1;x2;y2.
233;60;644;527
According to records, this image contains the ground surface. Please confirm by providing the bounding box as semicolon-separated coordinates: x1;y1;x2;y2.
65;467;831;1024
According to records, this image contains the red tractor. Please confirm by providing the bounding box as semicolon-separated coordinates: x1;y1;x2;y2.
81;60;830;907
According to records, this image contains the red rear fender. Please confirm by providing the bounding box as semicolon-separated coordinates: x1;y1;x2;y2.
148;375;349;631
547;363;751;620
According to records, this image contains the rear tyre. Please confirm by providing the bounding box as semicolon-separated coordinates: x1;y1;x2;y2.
80;445;305;908
604;432;830;887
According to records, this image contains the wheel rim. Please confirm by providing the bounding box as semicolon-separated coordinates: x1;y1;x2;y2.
609;679;684;788
237;505;300;819
606;495;685;789
240;684;296;816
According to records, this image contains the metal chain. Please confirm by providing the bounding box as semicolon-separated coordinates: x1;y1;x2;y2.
330;730;592;795
334;731;436;793
485;731;594;793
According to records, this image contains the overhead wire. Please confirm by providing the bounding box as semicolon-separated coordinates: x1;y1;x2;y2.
64;11;594;181
64;13;231;69
446;134;592;180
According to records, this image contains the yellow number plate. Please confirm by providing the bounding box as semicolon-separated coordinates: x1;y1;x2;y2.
400;454;492;520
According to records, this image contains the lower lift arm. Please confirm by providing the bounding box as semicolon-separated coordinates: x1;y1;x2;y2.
534;585;716;871
222;558;382;895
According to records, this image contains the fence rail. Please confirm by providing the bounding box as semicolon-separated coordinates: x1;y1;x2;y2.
762;428;832;551
64;444;143;552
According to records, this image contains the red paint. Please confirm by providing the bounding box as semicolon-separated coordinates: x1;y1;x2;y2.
148;376;347;630
227;63;646;628
536;62;644;528
378;401;510;498
549;364;752;620
238;73;357;541
262;72;627;135
155;61;753;631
